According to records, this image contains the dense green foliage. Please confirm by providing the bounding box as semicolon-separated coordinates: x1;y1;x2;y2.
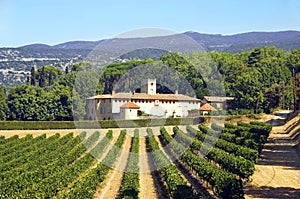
0;133;88;198
0;86;8;120
160;126;244;199
119;129;140;199
174;127;255;179
0;46;299;121
0;121;271;198
187;125;259;162
147;128;196;199
58;130;115;199
211;46;294;113
0;117;203;130
0;130;130;199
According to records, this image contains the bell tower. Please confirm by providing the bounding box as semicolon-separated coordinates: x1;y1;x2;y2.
141;79;156;95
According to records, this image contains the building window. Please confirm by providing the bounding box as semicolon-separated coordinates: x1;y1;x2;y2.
107;107;111;113
100;107;103;113
115;100;117;102
119;100;121;102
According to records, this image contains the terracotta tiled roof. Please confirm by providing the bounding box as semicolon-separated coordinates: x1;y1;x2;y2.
88;92;201;102
199;103;215;111
203;96;234;102
120;102;140;109
86;95;111;100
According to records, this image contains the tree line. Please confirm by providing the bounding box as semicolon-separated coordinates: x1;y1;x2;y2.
0;46;299;121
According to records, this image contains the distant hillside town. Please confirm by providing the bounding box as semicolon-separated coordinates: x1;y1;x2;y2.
1;30;300;86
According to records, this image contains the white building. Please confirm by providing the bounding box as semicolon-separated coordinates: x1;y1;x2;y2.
120;102;140;120
86;79;202;120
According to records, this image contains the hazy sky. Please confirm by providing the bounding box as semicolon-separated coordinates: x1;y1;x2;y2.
0;0;299;47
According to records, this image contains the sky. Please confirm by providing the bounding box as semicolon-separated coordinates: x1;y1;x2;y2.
0;0;300;47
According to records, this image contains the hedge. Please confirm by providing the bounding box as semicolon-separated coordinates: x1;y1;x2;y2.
0;117;206;130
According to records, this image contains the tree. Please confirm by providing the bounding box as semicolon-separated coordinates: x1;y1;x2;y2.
47;84;73;120
210;46;293;112
30;66;36;86
7;84;46;120
65;65;69;74
37;65;63;87
161;53;209;98
71;62;93;72
0;86;8;120
38;66;46;87
248;48;261;66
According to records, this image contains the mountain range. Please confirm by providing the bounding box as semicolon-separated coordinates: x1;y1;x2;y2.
19;30;300;52
1;30;300;86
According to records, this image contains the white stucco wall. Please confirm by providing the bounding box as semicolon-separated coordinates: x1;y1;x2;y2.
112;99;130;113
87;98;200;120
120;108;139;120
128;100;200;118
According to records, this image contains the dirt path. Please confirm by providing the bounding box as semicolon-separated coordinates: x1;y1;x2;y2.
93;134;131;199
245;111;300;199
139;137;159;199
0;129;116;138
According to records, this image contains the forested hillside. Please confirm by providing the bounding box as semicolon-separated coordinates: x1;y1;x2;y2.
1;31;300;86
0;46;299;121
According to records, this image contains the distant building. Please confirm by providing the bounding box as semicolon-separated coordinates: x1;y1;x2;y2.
86;79;201;120
202;96;234;109
199;103;216;116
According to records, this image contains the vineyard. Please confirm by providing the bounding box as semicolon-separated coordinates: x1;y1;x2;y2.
0;121;272;199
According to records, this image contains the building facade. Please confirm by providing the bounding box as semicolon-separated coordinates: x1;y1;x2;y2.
86;79;201;120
